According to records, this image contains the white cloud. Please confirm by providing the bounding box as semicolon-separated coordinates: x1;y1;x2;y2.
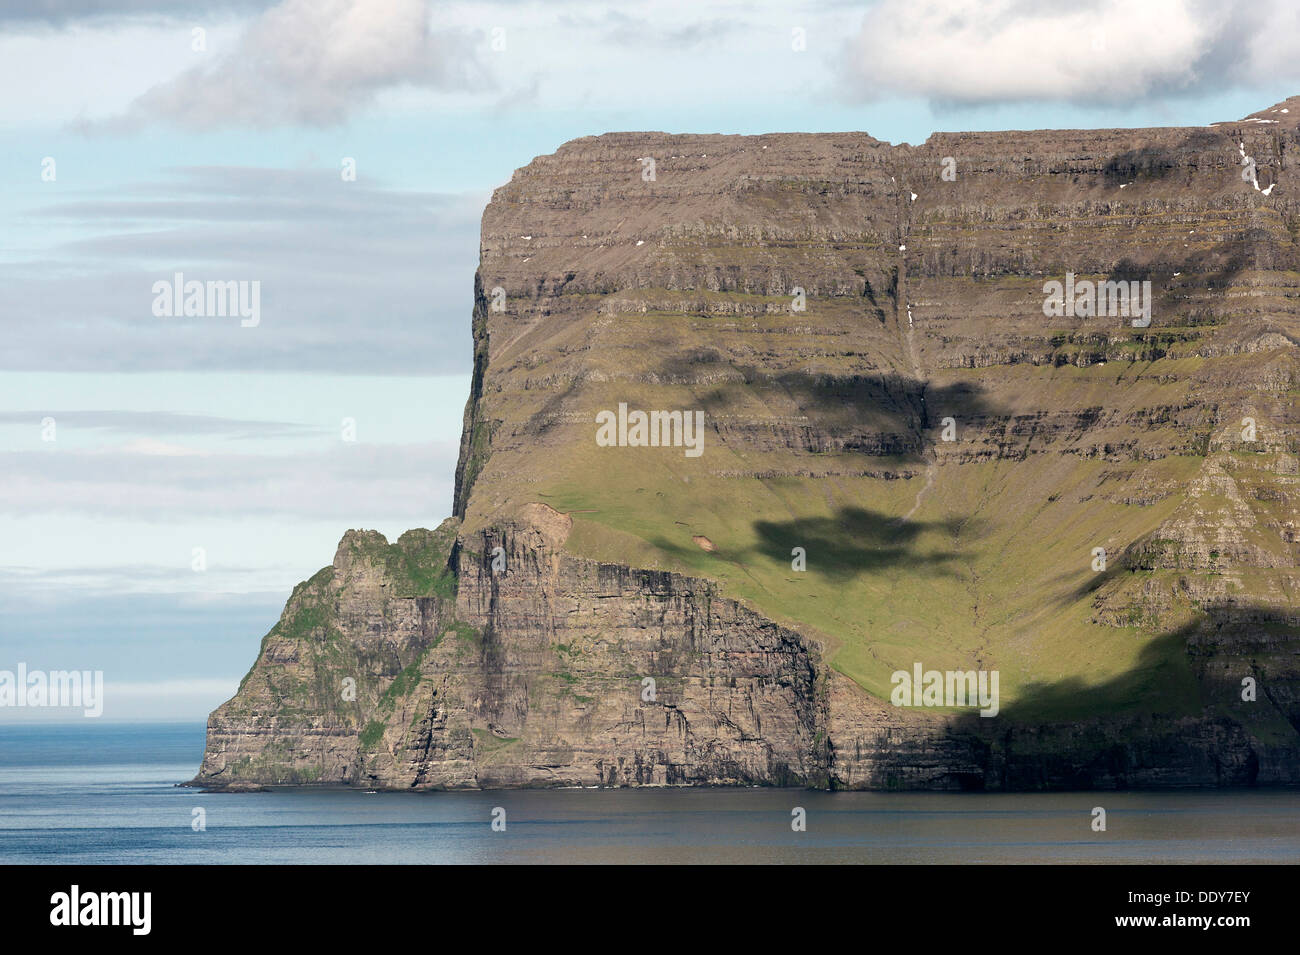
115;0;491;128
840;0;1300;106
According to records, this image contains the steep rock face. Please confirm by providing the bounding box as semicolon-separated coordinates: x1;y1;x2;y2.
198;100;1300;790
199;507;829;789
197;525;455;787
457;107;1300;524
433;504;828;787
196;509;1297;790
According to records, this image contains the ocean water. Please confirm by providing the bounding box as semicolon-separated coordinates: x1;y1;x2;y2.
1;722;1298;864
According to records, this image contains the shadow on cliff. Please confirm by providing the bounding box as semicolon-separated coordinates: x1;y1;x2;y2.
649;364;997;580
1099;128;1224;188
644;505;979;584
768;371;995;434
1097;132;1254;299
658;362;1003;461
959;604;1299;731
1044;528;1229;612
937;603;1300;788
1102;146;1183;186
1039;550;1128;610
1105;250;1248;305
745;505;976;582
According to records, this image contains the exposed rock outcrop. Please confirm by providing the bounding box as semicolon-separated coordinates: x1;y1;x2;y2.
196;99;1300;790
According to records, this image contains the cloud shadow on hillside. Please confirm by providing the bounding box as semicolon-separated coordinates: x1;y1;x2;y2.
746;505;975;582
937;604;1300;789
649;359;1005;461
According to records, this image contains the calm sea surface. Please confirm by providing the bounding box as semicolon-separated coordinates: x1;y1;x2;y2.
1;723;1297;864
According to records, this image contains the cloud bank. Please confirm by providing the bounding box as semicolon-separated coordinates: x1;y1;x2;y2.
7;166;485;375
840;0;1300;106
116;0;489;127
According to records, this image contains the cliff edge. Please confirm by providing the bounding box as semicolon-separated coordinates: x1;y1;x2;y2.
195;99;1300;790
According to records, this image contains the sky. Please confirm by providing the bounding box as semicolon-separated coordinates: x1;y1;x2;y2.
3;0;1299;721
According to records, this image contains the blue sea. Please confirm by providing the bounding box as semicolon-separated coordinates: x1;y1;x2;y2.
1;723;1298;864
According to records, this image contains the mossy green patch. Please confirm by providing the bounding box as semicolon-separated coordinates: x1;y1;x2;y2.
359;721;386;749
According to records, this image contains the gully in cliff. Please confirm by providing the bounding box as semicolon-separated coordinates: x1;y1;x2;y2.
595;403;705;457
